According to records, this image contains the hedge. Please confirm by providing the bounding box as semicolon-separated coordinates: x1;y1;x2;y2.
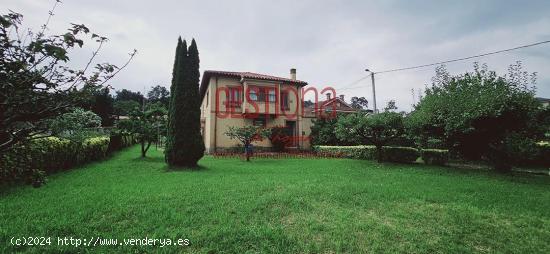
108;132;137;153
315;146;420;163
314;146;377;160
535;141;550;167
1;134;135;187
421;149;449;166
381;147;420;163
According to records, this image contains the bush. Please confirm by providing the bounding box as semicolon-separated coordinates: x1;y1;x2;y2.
381;147;419;163
315;146;375;160
108;132;136;153
1;134;132;187
315;146;421;163
533;141;550;167
78;137;110;163
421;149;449;166
269;127;292;152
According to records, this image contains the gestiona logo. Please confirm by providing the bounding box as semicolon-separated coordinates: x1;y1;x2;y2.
214;84;339;120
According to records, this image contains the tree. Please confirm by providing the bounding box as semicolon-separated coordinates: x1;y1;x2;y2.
225;126;270;161
147;85;170;108
350;97;369;110
115;89;144;105
91;87;114;126
165;38;205;167
408;62;542;172
118;106;166;157
113;100;141;117
48;108;101;141
384;100;398;112
0;6;136;154
335;112;404;162
310;117;356;146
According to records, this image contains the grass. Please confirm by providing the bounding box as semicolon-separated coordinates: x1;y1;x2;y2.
1;146;549;253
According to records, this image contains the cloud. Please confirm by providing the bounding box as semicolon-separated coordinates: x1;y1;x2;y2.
3;0;550;110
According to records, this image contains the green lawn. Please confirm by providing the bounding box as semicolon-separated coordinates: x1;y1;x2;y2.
1;146;549;253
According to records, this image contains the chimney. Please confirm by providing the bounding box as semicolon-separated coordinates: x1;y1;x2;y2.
326;93;331;100
339;95;345;101
290;68;296;80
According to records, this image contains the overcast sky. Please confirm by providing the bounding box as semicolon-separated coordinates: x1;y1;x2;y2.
4;0;550;111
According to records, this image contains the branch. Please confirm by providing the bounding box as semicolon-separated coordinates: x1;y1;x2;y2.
68;38;106;88
97;49;137;87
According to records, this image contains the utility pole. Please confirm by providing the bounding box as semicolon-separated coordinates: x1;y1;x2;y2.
365;69;377;113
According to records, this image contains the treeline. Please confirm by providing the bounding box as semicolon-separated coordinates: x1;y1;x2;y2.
311;62;550;172
81;85;170;126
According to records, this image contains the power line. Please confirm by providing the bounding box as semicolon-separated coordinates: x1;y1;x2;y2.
338;76;370;91
337;39;550;92
375;40;550;74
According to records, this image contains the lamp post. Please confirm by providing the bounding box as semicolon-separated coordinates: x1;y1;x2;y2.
365;68;377;113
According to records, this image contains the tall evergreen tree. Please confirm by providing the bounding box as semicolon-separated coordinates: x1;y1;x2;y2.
165;38;205;167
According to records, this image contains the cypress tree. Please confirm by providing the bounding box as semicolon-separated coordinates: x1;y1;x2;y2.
165;38;205;167
166;37;183;147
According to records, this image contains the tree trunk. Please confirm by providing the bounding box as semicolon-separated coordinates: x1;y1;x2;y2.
245;141;251;162
141;141;151;158
141;139;146;157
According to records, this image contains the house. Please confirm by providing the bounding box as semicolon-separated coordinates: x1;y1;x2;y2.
304;93;360;117
198;68;363;153
199;69;310;153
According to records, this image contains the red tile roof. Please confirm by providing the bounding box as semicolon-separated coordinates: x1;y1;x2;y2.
200;70;308;99
304;97;359;116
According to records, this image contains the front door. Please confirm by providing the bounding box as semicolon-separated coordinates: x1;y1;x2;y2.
285;121;296;147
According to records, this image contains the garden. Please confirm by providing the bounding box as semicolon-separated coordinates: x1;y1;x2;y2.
1;146;549;253
1;4;550;253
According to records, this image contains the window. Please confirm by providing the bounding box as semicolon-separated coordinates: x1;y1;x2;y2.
248;86;276;102
226;87;241;108
280;91;289;110
249;89;258;101
268;89;276;102
253;118;266;126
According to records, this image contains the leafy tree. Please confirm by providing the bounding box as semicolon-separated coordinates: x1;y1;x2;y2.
408;62;542;172
310;117;351;146
384;100;398;112
225;126;270;161
147;85;170;108
336;112;404;162
165;38;205;167
115;89;145;105
0;7;135;154
351;96;369;110
91;87;114;126
48;108;101;141
113;100;140;117
118;106;166;157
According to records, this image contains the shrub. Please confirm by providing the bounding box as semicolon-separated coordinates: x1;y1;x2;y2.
534;141;550;167
269;127;292;152
108;132;137;153
381;147;419;163
315;146;420;163
314;146;377;160
0;135;130;187
78;137;110;163
421;149;449;166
